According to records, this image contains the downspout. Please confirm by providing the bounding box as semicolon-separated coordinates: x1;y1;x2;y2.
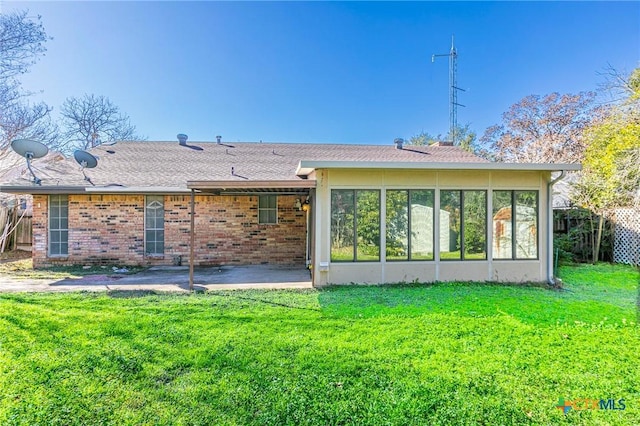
547;170;566;285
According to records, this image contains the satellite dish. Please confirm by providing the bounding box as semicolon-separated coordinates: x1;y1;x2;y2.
11;139;49;159
10;139;48;185
73;150;98;186
74;150;98;168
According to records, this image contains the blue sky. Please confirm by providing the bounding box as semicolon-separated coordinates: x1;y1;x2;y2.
5;1;640;145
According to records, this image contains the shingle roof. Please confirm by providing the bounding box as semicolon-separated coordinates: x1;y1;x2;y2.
0;150;64;182
0;141;489;192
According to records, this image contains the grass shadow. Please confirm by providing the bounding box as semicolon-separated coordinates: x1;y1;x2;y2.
176;284;208;293
49;275;124;286
107;289;164;298
213;292;321;312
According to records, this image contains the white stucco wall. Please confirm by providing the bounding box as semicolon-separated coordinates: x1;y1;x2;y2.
312;168;550;286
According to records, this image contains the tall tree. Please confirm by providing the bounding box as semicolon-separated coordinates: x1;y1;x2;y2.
480;92;600;163
572;68;640;263
0;10;56;164
59;94;145;151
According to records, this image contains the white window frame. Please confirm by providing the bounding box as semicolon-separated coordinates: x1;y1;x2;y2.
144;195;165;255
258;195;278;224
48;194;68;256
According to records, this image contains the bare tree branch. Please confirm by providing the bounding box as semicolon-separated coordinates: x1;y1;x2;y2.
0;10;55;162
0;10;49;81
58;94;146;152
480;92;601;163
597;63;640;105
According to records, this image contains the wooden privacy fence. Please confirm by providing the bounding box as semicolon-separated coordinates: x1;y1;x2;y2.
553;208;614;263
0;205;31;252
612;208;640;266
15;216;32;250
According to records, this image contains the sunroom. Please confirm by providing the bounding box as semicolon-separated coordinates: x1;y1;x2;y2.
296;161;580;286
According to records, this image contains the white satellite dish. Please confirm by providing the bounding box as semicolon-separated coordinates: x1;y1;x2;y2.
74;150;98;168
10;139;48;185
73;150;98;185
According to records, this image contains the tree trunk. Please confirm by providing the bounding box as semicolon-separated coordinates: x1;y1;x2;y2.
588;212;596;263
593;213;604;264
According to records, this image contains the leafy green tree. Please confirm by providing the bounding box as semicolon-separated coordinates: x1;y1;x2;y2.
407;131;438;146
356;190;380;259
330;190;380;261
451;124;477;153
330;190;354;260
573;67;640;263
385;190;408;258
463;191;487;257
407;124;478;153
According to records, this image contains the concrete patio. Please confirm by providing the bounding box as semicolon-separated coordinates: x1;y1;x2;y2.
0;265;313;293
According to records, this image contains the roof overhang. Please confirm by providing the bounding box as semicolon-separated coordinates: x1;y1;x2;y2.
0;180;317;195
187;179;316;194
0;185;89;195
84;186;190;194
0;185;191;195
295;161;582;176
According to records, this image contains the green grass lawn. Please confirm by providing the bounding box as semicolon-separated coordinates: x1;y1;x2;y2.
0;264;638;425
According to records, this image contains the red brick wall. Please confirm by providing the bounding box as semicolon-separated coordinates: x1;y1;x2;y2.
32;194;48;266
32;194;307;268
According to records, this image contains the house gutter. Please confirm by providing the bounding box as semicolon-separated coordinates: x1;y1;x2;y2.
0;185;191;194
547;170;567;285
0;185;86;194
295;161;581;177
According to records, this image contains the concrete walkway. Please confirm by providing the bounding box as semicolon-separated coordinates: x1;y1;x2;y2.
0;265;313;293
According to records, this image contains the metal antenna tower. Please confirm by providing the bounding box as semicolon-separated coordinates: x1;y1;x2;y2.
432;35;465;145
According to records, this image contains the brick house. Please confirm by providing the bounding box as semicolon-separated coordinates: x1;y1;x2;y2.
0;139;579;286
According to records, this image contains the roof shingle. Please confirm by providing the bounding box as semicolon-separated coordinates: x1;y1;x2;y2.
2;141;489;190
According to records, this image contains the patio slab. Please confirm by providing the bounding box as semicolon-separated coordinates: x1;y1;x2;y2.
0;265;313;293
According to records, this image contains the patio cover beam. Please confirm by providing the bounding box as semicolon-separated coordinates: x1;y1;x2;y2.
189;189;195;291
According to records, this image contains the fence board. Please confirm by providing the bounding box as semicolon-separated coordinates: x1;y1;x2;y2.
16;216;32;246
613;208;640;266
